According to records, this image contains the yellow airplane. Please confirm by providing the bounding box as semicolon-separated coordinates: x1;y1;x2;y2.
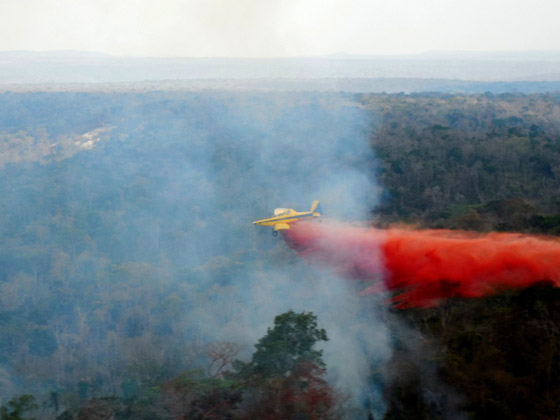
253;201;322;236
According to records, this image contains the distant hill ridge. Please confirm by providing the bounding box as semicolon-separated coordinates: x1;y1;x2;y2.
2;78;560;94
1;50;560;87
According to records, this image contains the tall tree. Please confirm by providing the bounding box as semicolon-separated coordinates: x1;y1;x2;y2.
237;310;328;379
234;311;334;420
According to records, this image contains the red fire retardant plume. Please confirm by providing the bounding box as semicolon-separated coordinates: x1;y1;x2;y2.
282;222;560;308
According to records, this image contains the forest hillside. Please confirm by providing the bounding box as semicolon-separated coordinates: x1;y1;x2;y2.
0;91;559;419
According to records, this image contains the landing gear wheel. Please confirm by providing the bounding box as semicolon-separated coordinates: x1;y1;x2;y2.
273;231;278;237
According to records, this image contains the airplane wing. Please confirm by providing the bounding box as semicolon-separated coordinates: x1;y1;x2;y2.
273;223;291;231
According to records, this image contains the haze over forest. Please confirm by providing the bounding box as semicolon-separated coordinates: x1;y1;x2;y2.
1;44;560;419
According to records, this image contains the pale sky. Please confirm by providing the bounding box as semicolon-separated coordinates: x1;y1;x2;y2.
1;0;559;57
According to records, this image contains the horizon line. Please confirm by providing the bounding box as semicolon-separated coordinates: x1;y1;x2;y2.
2;49;560;60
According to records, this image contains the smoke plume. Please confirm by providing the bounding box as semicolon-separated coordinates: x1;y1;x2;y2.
283;222;560;308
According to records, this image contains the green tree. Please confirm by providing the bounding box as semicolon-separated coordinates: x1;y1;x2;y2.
161;370;242;420
234;311;335;420
1;395;37;420
236;310;328;379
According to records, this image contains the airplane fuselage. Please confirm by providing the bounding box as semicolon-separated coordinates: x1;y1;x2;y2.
253;201;322;235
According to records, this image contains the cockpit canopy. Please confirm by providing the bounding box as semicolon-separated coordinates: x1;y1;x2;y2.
273;208;291;216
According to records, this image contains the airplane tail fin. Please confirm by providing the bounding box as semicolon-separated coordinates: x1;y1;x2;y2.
310;200;322;215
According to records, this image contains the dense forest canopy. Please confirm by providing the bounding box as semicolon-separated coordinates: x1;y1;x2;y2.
0;90;559;419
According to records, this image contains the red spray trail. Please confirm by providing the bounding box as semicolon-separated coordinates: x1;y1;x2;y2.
282;222;560;308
